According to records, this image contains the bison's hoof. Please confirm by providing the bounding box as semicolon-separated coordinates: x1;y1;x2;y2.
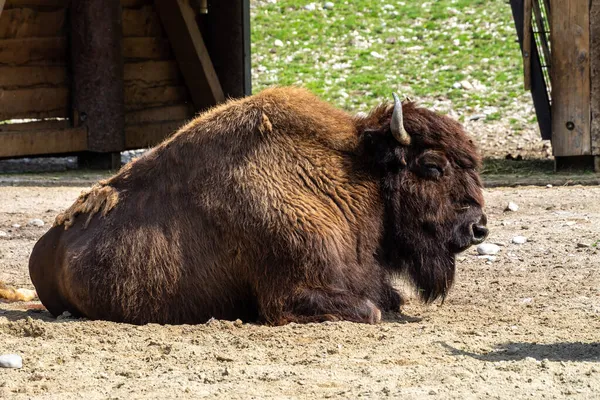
365;299;382;324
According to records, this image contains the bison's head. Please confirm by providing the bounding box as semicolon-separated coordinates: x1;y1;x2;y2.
359;94;488;303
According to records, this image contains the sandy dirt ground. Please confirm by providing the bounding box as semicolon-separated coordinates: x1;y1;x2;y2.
0;185;599;399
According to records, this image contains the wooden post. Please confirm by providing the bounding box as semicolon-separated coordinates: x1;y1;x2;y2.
199;0;251;98
550;0;591;165
71;0;125;170
0;0;6;19
154;0;225;112
591;0;600;172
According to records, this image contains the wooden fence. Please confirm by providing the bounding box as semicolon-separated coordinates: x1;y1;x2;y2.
0;0;250;168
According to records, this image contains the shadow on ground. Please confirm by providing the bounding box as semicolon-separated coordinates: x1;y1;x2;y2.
441;341;600;362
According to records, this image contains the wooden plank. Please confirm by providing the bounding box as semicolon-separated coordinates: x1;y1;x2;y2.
0;8;66;39
200;0;252;97
0;65;67;88
0;0;5;19
71;0;125;153
0;119;69;132
124;61;182;86
5;0;69;7
125;85;189;108
155;0;225;111
123;37;172;60
523;0;532;90
591;0;600;155
122;6;164;37
550;0;591;156
125;120;184;149
0;87;69;120
125;104;193;125
0;37;67;65
121;0;152;7
0;127;87;158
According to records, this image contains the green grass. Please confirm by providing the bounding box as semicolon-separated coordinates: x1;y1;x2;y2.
251;0;529;119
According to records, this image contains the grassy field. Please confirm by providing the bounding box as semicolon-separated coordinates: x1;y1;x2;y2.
250;0;531;123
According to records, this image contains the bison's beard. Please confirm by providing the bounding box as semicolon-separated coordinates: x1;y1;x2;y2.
403;251;456;303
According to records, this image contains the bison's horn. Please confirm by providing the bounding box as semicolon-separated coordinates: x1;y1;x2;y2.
391;92;411;146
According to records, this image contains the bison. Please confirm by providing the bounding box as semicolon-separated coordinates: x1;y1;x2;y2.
28;86;488;325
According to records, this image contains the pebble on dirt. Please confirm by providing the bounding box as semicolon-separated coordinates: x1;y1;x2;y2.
512;236;527;244
0;231;7;238
28;219;45;227
324;2;334;9
477;243;500;255
504;202;519;212
0;354;23;369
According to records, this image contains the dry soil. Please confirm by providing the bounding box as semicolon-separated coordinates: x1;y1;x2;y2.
0;185;599;399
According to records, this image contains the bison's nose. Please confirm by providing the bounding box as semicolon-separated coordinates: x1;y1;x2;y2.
471;215;489;244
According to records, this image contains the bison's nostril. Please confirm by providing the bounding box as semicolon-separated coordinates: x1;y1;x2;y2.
471;224;489;244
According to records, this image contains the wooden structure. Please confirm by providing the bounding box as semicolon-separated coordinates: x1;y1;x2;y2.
512;0;600;171
0;0;250;169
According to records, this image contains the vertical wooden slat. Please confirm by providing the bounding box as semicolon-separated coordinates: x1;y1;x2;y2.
550;0;591;157
154;0;225;111
523;0;533;90
71;0;125;166
199;0;251;98
591;0;600;160
0;0;6;18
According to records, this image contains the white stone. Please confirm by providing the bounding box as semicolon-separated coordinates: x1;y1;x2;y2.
452;82;462;89
477;243;500;255
460;80;473;90
505;201;519;212
370;51;384;59
0;354;23;369
28;219;45;227
512;236;527;244
546;184;553;188
0;231;7;238
273;39;284;47
323;2;334;9
304;3;316;10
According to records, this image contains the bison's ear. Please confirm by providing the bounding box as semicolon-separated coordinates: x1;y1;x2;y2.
360;128;406;173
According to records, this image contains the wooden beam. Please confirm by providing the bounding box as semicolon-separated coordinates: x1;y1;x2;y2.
0;7;66;39
0;65;67;88
125;120;184;149
550;0;591;157
199;0;251;98
0;37;67;66
5;0;69;7
523;0;533;90
71;0;125;153
122;37;172;60
125;104;193;125
0;119;70;132
591;0;600;156
0;0;5;19
154;0;224;111
0;87;69;121
0;127;87;158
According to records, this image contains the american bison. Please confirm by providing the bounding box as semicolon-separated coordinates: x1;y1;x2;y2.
28;86;488;325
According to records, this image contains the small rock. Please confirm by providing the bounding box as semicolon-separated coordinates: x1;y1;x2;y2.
452;82;462;89
546;184;553;188
0;231;7;238
273;39;284;47
468;114;486;121
28;219;45;227
460;80;474;90
323;1;334;9
577;242;590;248
370;51;385;59
233;319;243;327
0;354;23;369
521;298;534;304
477;243;500;255
504;202;519;212
512;236;527;244
304;3;316;10
11;224;20;229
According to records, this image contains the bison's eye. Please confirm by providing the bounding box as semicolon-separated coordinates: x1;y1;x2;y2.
421;163;444;179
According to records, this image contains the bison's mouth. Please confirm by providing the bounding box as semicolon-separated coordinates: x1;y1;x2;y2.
449;213;488;254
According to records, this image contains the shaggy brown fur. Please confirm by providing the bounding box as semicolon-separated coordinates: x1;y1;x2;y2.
29;86;487;325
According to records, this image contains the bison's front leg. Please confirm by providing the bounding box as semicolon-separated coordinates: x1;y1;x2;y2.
277;287;382;325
